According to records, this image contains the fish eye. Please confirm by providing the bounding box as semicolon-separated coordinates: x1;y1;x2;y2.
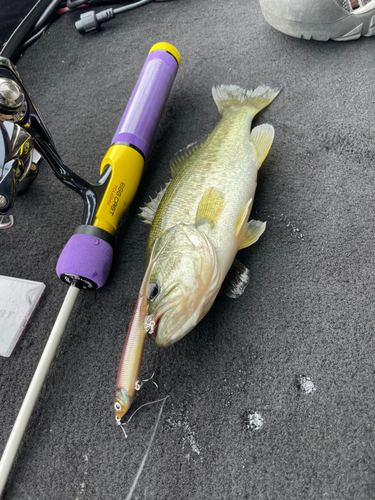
114;402;121;411
148;282;159;301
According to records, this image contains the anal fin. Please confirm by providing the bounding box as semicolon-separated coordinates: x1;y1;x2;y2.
239;219;266;250
235;198;253;237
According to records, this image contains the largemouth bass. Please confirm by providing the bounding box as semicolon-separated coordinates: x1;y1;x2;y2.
139;84;280;347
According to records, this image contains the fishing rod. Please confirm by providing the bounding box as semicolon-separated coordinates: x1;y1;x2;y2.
0;41;180;496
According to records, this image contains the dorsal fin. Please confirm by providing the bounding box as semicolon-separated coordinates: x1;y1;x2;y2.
196;187;225;229
170;138;207;177
138;182;170;225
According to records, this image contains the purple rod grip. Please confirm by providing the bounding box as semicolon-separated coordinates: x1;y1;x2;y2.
112;49;179;158
56;234;113;289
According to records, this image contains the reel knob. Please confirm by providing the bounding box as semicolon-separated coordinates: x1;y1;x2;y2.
0;78;26;121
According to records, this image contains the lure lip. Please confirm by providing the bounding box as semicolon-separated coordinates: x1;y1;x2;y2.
114;389;134;422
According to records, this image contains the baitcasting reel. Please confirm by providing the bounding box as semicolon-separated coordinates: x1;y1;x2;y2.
0;56;112;230
0;70;36;229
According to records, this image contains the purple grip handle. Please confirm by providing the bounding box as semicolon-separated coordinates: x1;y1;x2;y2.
112;49;179;158
56;234;113;289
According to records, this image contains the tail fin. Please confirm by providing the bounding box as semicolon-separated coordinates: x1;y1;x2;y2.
212;84;281;117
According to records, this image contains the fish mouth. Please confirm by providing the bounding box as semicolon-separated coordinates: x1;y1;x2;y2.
149;295;203;348
155;310;192;347
147;284;184;344
147;298;180;342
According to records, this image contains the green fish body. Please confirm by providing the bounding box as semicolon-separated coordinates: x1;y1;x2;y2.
139;85;280;347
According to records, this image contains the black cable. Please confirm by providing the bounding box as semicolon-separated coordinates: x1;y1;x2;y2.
29;0;65;37
3;0;175;54
17;23;52;54
0;0;53;60
113;0;154;15
75;0;172;33
66;0;90;8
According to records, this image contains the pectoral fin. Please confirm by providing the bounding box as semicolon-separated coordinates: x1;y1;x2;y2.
196;187;225;229
249;124;274;169
239;219;266;250
222;259;250;299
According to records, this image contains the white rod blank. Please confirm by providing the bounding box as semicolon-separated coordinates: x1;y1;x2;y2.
0;285;80;497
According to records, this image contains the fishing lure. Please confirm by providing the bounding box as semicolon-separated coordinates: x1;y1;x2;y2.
114;240;161;422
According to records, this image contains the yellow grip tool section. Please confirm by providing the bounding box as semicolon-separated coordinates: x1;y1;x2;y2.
93;145;144;234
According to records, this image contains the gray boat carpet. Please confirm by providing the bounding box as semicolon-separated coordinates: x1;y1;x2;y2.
0;1;374;499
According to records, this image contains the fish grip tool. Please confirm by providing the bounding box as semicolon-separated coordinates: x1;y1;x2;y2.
0;42;180;497
56;43;180;291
